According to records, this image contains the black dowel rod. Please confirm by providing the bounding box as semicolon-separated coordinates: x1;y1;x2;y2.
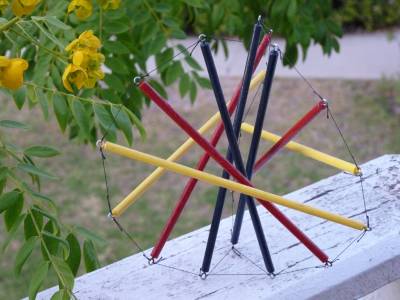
199;33;274;274
200;19;263;274
231;45;279;245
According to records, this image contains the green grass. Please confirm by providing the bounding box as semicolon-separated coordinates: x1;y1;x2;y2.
0;77;399;299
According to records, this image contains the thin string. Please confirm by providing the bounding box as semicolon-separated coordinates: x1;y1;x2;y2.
359;174;370;227
275;264;327;276
156;260;199;276
326;105;370;227
243;80;263;123
261;24;324;102
98;103;152;259
275;229;367;276
209;248;232;273
98;145;151;260
207;272;267;276
231;247;269;275
141;39;201;79
101;104;123;141
330;230;368;264
326;106;359;168
230;191;236;240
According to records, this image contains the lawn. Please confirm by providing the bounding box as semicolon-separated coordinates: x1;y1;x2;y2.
0;77;399;299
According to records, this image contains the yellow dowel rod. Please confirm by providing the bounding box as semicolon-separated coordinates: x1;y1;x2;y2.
103;141;366;231
111;70;266;217
241;123;360;175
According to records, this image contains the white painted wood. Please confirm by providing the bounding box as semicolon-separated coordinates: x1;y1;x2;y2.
37;155;400;299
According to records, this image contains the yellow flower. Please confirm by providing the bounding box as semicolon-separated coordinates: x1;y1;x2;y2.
0;0;9;12
85;68;104;88
64;31;104;92
68;0;93;20
62;63;88;92
0;56;9;67
98;0;120;10
72;49;104;70
71;50;104;88
11;0;41;17
65;30;101;53
0;56;29;90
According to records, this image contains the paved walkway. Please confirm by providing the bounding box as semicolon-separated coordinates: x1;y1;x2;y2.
171;29;400;80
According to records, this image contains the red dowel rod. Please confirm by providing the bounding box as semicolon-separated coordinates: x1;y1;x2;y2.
140;81;328;263
151;33;271;259
254;100;327;173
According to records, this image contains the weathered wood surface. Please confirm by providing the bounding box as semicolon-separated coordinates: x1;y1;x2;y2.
37;155;400;299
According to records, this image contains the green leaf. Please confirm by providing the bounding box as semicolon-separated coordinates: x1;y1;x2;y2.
179;74;190;97
70;99;91;139
50;66;63;90
124;108;146;139
105;57;131;75
50;289;69;300
170;28;187;39
13;87;26;109
31;191;57;208
104;21;130;34
101;89;121;104
41;220;60;259
93;104;115;131
193;73;211;89
146;33;166;56
165;61;183;85
2;213;25;253
185;56;202;71
32;20;65;50
34;49;53;86
17;163;58;180
154;3;171;13
51;255;74;290
104;74;125;93
103;40;130;54
104;8;126;19
0;177;6;195
182;0;207;8
32;206;59;226
75;226;106;246
26;85;38;104
4;191;24;231
53;94;69;132
24;209;43;240
140;22;159;44
0;120;30;129
37;88;49;120
43;16;71;30
29;261;50;300
66;233;81;276
24;146;60;158
83;239;100;272
155;48;173;73
15;236;37;275
189;80;197;103
111;106;133;145
0;190;22;213
42;232;70;257
287;0;297;21
283;43;298;67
